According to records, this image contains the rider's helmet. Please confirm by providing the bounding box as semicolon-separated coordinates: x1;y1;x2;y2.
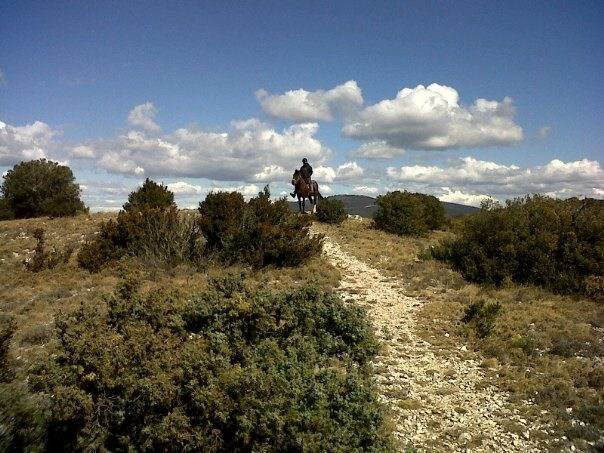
302;158;308;163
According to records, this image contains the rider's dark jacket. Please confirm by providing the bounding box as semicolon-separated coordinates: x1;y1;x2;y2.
300;162;313;183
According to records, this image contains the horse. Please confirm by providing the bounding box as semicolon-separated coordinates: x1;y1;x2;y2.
291;169;323;213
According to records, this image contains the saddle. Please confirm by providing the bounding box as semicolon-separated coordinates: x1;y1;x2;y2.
305;179;314;194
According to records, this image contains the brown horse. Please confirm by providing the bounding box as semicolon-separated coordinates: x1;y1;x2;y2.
291;169;322;213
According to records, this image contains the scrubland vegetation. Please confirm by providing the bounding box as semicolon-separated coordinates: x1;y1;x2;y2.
0;162;602;451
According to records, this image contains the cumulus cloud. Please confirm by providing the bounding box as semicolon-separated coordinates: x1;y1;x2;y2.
0;120;58;165
352;185;379;196
343;83;523;150
349;140;406;159
386;157;604;205
127;102;161;133
336;161;364;180
87;116;331;181
256;80;363;122
438;188;491;206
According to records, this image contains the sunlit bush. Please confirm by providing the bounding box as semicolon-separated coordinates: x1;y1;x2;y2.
26;276;393;451
197;189;323;268
433;195;604;297
316;197;348;224
373;190;445;237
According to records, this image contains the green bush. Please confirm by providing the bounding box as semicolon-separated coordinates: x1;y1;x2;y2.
26;276;393;452
198;190;323;268
461;299;502;338
123;178;175;212
434;195;604;296
316;197;348;224
0;315;16;383
78;179;199;272
78;207;201;272
1;159;87;219
373;191;445;237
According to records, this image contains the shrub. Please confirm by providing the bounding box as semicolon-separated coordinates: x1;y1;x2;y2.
78;207;201;272
0;315;16;383
122;178;175;212
24;228;72;272
316;197;348;224
197;190;323;268
1;159;87;218
78;179;199;272
27;276;393;452
461;299;502;338
373;191;445;237
434;195;604;297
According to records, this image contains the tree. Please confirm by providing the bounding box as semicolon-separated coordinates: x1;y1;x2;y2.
122;178;175;212
1;159;87;218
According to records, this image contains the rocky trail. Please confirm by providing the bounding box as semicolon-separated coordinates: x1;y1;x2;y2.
317;233;556;452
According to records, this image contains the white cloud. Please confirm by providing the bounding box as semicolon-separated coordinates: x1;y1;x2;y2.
385;157;603;205
85;116;331;183
127;102;161;133
256;80;363;122
352;185;379;196
343;83;523;150
313;166;337;183
349;140;406;159
438;188;491;206
0;120;58;165
336;161;364;181
167;181;206;195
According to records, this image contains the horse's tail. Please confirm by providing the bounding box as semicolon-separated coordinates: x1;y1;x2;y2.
312;181;323;200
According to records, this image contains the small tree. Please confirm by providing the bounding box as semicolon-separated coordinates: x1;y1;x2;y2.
373;191;445;236
1;159;87;218
123;178;175;212
316;198;348;224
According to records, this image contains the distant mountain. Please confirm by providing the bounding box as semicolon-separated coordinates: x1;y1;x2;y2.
289;194;479;218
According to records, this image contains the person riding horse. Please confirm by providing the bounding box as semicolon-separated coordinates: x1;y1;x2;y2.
291;158;313;198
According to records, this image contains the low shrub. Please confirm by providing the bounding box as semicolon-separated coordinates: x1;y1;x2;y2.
78;207;202;272
434;195;604;297
198;190;323;268
316;198;348;224
461;299;502;338
25;228;73;272
0;315;16;382
25;276;393;452
373;191;445;237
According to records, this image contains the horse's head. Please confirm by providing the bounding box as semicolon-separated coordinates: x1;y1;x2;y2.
291;169;301;185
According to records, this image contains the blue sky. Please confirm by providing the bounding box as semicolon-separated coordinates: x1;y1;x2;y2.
1;0;603;211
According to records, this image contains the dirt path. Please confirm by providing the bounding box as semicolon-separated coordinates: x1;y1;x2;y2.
318;234;553;452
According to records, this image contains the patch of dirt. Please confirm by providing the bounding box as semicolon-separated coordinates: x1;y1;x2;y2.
317;233;556;452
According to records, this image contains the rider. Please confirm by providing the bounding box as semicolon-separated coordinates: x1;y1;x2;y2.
291;158;313;198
